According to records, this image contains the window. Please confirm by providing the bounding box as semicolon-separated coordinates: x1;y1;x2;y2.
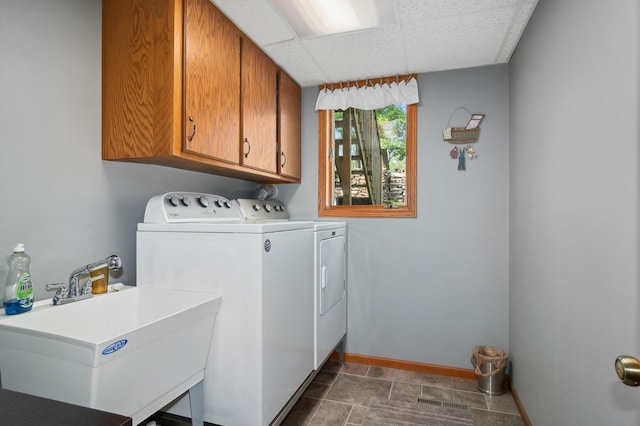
318;76;417;218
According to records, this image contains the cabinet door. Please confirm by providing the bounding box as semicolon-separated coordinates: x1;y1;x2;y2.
241;39;278;173
184;0;240;164
278;71;302;180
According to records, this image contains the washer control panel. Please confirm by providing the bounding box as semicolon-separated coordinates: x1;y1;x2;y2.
144;192;243;223
234;198;290;221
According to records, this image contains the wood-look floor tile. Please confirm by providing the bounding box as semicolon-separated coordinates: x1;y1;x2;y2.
304;381;331;399
485;390;520;414
281;396;322;426
452;376;478;392
281;362;524;426
394;369;453;388
313;370;339;385
366;366;396;380
341;362;370;376
453;390;488;409
471;408;525;425
421;384;454;401
389;380;422;403
346;405;368;425
308;400;352;426
325;374;392;406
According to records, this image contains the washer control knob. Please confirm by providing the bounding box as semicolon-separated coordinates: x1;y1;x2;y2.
197;196;209;207
180;197;191;206
252;204;261;211
264;203;272;212
168;196;180;207
215;199;224;208
224;200;232;208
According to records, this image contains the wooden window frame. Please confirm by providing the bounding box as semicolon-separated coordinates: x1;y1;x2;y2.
318;76;417;218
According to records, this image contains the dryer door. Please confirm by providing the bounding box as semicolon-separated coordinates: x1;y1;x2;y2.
319;234;346;315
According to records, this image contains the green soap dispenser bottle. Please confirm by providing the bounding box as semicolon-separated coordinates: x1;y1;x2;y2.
3;243;34;315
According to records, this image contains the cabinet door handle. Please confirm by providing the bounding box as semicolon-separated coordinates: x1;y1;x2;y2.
244;138;251;158
281;151;287;167
188;115;196;142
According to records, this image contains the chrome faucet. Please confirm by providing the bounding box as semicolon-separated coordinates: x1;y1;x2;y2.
46;255;122;305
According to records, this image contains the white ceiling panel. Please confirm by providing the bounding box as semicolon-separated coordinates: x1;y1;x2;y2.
263;40;328;87
403;8;515;72
396;0;520;23
211;0;295;45
301;26;407;84
211;0;539;87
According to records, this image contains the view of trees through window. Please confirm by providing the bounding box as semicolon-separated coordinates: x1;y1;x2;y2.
332;105;407;206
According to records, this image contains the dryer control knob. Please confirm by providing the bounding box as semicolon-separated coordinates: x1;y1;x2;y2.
197;196;209;207
252;204;261;211
168;196;180;207
224;200;232;208
180;197;191;206
215;199;224;208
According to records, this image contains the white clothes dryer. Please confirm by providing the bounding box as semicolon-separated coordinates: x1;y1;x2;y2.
313;221;347;370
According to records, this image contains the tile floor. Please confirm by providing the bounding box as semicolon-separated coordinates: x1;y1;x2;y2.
281;360;524;426
149;360;524;426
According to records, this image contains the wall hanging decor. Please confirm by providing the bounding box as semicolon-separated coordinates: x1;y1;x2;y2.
443;107;484;171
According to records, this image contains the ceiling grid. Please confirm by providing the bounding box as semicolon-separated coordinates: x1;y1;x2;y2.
211;0;539;87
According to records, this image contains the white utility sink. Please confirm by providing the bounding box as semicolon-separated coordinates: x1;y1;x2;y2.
0;284;221;425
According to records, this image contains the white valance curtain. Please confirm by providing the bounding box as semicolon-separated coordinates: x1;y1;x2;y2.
315;77;419;111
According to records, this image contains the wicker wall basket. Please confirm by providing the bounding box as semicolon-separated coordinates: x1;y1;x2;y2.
443;107;484;144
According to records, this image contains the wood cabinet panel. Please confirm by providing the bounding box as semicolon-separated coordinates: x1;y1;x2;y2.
102;0;181;159
241;39;278;174
278;71;302;180
184;0;240;163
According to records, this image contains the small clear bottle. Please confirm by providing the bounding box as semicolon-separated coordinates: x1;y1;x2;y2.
3;243;34;315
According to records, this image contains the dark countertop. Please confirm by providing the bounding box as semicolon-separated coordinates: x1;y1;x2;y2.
0;388;132;426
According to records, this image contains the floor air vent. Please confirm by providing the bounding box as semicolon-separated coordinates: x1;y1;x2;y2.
417;398;469;411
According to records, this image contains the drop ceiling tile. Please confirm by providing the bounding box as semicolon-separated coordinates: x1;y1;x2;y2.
211;0;294;45
301;26;407;83
396;0;519;23
404;8;514;72
264;40;328;87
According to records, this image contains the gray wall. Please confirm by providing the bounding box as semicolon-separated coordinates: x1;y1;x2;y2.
12;0;638;423
509;0;640;424
0;0;255;302
282;65;510;369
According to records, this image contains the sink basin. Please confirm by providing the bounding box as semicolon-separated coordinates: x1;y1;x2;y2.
0;284;221;424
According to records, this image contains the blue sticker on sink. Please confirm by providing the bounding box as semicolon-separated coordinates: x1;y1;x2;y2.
102;339;128;355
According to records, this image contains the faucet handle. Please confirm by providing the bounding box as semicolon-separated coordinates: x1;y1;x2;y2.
46;283;68;304
81;276;99;295
46;283;67;293
106;255;122;271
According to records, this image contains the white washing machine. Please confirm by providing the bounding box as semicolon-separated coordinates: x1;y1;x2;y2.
136;192;314;426
234;199;347;371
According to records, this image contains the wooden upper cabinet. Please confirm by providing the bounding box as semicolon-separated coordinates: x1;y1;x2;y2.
278;71;302;180
241;39;278;174
102;0;301;183
184;0;240;164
